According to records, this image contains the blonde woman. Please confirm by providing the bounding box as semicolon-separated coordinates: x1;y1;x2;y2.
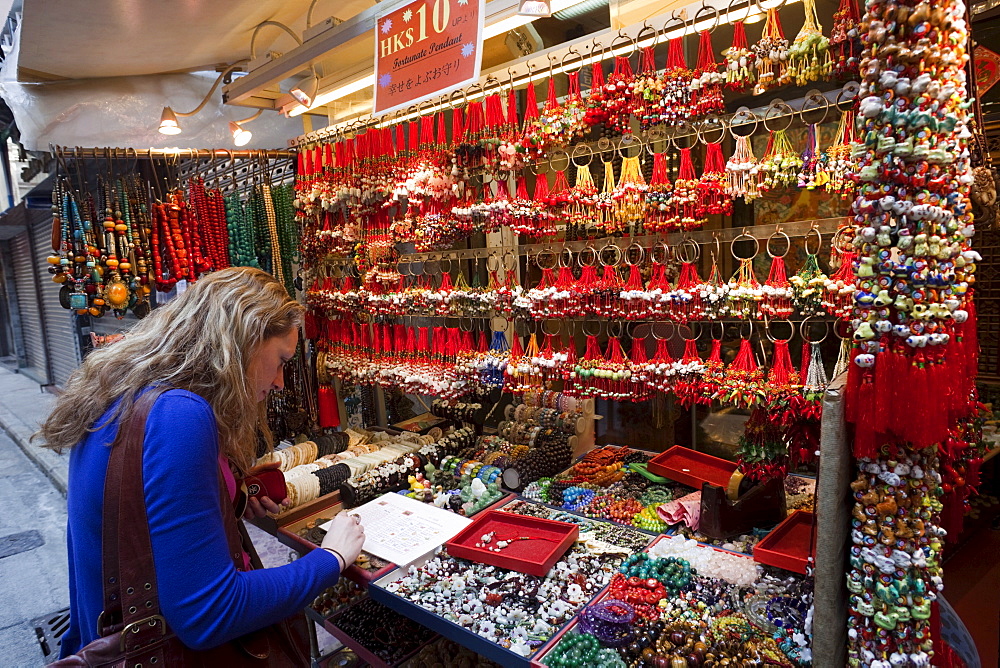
40;267;364;663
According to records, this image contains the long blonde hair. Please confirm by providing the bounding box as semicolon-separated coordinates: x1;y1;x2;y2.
37;267;304;472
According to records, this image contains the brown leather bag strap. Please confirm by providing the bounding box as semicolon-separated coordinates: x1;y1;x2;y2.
98;387;171;654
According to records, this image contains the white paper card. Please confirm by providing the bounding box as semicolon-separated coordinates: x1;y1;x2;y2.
321;492;471;566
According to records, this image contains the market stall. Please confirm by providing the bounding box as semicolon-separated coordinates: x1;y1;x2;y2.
32;0;993;664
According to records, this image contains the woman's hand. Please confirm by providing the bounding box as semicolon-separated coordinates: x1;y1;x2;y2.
320;513;366;571
241;461;290;520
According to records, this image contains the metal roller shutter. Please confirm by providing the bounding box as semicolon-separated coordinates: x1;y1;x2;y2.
9;230;47;383
30;213;81;387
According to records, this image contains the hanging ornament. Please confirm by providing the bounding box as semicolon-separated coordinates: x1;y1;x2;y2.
568;147;598;235
583;53;609;128
690;28;725;118
603;47;636;134
698;242;732;320
829;0;861;79
596;159;625;235
820;107;857;197
697;132;732;216
752;8;790;94
790;227;828;317
760;229;795;319
661;34;692;126
797;123;824;189
613;147;648;232
644;150;673;235
724;20;755;91
670;138;705;230
720;333;765;409
787;0;831;86
727;232;763;319
725;110;762;201
631;31;665;131
758;107;803;192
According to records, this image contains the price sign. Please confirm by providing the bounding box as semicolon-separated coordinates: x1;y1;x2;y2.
372;0;484;115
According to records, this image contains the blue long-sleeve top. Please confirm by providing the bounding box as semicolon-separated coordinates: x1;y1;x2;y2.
60;389;341;656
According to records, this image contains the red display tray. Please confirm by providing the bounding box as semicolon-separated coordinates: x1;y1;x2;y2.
446;510;579;577
646;446;738;489
753;510;816;574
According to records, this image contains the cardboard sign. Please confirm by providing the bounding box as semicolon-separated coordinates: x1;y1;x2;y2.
373;0;484;115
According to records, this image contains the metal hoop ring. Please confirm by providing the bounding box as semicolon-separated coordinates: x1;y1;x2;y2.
836;81;860;111
736;319;754;339
624;242;645;266
694;2;720;33
439;256;452;274
729;107;759;139
599;243;623;268
696;114;727;145
651;240;671;264
635;23;658;49
541;319;562;336
709;321;725;341
596;137;614;154
561;47;584;75
486;253;501;273
800;316;830;344
764;318;796;343
762;100;794;133
424;257;441;276
571;143;594;168
675;237;700;264
833;318;852;340
662;9;688;38
410;259;425;276
578;245;598;267
503;251;518;271
558;246;574;268
766;228;790;259
535;248;559;270
608;320;625;338
617;133;642;159
491;316;509;332
726;0;755;23
549;149;571;173
685;322;704;341
397;259;412;276
832;225;853;254
581;319;602;337
644;125;669;156
650;321;675;341
799;90;830;126
670;121;697;150
459;316;474;332
448;89;467;110
805;227;823;255
609;29;635;56
754;0;788;12
731;230;760;261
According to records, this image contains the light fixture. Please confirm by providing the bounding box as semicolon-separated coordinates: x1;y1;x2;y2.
156;62;246;135
229;110;262;146
483;0;589;38
287;74;376;117
290;76;318;107
158;107;181;135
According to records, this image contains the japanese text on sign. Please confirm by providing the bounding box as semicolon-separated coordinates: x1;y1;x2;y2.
373;0;484;115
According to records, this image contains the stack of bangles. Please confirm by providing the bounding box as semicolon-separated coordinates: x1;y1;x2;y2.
440;455;502;485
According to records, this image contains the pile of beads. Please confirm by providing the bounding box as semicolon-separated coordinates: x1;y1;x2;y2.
543;631;626;668
619;553;694;595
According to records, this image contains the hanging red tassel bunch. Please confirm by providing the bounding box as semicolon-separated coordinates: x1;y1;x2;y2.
631;44;664;130
697;142;732;216
719;337;765;409
690;30;725;117
661;38;692;126
603;54;636;134
644;152;674;233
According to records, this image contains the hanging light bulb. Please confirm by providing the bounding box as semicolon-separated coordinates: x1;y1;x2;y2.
290;75;317;107
158;106;182;135
229;121;253;146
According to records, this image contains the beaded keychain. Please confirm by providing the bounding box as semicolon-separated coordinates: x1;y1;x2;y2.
727;231;763;319
690;27;725;118
613;147;648;233
752;7;790;94
829;0;861;79
698;128;732;216
725;109;761;201
821;106;857;197
603;46;636;134
758;116;803;193
661;33;692;126
821;227;857;318
787;0;831;86
583;48;609;129
789;227;827;316
760;229;795;318
720;330;765;409
596;159;625;235
797;122;823;189
631;28;664;131
724;19;755;91
644;150;674;233
672;334;706;407
699;243;732;319
671;140;705;230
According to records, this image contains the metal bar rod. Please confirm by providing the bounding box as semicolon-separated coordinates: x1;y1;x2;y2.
51;147;297;159
396;217;846;262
